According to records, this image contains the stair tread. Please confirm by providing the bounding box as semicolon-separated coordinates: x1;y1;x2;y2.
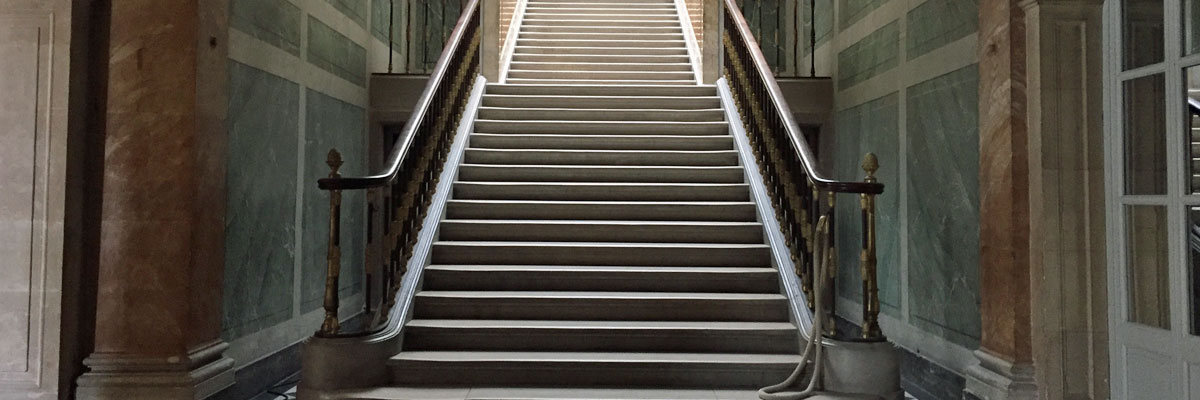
391;351;801;363
440;219;759;226
434;241;766;248
425;265;776;273
407;319;795;330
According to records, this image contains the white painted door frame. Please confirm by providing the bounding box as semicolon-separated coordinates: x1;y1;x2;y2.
1104;0;1200;398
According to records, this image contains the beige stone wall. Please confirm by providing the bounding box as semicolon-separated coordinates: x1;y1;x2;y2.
0;0;74;398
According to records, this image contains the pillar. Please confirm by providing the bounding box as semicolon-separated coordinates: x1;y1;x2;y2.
966;0;1037;398
701;0;721;83
482;0;501;81
74;0;232;398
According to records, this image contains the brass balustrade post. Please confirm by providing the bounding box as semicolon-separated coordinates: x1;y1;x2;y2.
318;149;344;337
860;153;883;340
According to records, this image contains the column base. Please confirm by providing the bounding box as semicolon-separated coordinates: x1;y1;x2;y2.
964;350;1037;400
76;340;234;400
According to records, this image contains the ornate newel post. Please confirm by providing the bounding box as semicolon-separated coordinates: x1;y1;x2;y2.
319;149;344;337
860;153;883;340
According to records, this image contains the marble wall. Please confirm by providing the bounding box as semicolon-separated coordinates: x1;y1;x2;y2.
802;0;982;396
220;0;455;394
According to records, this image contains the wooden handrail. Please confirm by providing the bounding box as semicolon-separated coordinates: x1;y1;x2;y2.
723;0;882;195
319;0;480;191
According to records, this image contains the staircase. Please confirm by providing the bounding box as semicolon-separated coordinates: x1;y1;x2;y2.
378;0;802;395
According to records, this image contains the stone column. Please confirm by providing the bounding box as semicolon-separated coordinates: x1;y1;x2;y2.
482;0;501;81
701;0;720;83
74;0;233;399
965;0;1038;399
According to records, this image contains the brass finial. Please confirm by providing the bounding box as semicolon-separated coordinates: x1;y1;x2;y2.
861;152;879;179
326;149;343;174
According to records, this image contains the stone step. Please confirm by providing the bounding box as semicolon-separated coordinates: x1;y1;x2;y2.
519;19;682;27
504;78;697;85
452;181;749;201
421;265;779;293
474;119;728;135
443;200;758;221
485;83;715;97
389;351;800;387
517;38;688;48
521;13;681;21
467;133;733;151
524;7;678;15
462;148;738;166
437;219;764;243
507;69;695;81
528;2;679;8
458;163;743;183
507;60;692;71
403;319;797;353
521;25;683;34
476;106;722;121
412;290;787;319
510;52;690;63
515;45;689;55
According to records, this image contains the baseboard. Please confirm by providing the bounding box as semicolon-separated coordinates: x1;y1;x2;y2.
836;316;966;400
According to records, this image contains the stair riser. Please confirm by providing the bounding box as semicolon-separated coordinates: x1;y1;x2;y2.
403;329;798;353
507;70;695;81
511;53;689;63
528;2;679;8
422;269;779;292
453;183;749;201
516;46;689;55
463;149;737;166
475;120;728;135
445;201;759;222
468;135;734;151
438;222;764;243
505;78;696;85
507;61;691;71
389;362;795;388
482;96;719;109
518;39;687;48
476;108;722;121
519;19;682;27
524;7;678;14
521;13;680;21
431;243;769;266
413;296;788;320
456;164;739;182
521;26;684;34
485;84;715;97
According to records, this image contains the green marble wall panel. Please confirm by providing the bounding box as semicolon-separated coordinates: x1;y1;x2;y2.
230;0;302;56
223;61;301;340
801;0;834;56
905;64;981;347
329;0;369;29
372;0;404;52
838;0;886;31
307;16;368;86
837;20;899;89
833;93;902;317
906;0;977;60
735;0;787;70
301;90;367;312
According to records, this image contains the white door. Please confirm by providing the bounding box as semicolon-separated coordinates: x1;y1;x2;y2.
1107;1;1200;398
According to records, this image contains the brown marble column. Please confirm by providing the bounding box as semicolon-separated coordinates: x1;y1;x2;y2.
966;0;1038;399
75;0;232;399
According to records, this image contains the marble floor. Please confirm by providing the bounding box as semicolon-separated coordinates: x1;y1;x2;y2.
255;387;916;400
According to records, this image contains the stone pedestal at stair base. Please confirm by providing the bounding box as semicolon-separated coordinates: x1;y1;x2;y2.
821;339;903;400
75;341;234;400
963;350;1037;400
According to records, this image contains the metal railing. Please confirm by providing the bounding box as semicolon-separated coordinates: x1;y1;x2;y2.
722;0;886;341
314;0;481;338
